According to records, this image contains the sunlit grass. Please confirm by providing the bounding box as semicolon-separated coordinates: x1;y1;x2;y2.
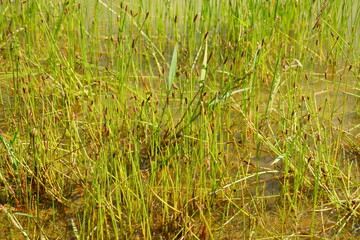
0;0;359;239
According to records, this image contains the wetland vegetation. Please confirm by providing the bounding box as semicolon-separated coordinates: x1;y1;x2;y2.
0;0;359;239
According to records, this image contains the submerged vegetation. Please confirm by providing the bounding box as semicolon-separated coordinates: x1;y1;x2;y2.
0;0;359;239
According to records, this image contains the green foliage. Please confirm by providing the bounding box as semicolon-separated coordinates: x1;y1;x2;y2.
0;0;359;239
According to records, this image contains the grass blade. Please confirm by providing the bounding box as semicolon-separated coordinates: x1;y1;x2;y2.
167;43;178;91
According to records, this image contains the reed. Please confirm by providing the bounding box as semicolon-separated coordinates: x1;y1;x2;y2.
0;0;359;239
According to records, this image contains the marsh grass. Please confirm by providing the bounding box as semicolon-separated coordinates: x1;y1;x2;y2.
0;0;359;239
